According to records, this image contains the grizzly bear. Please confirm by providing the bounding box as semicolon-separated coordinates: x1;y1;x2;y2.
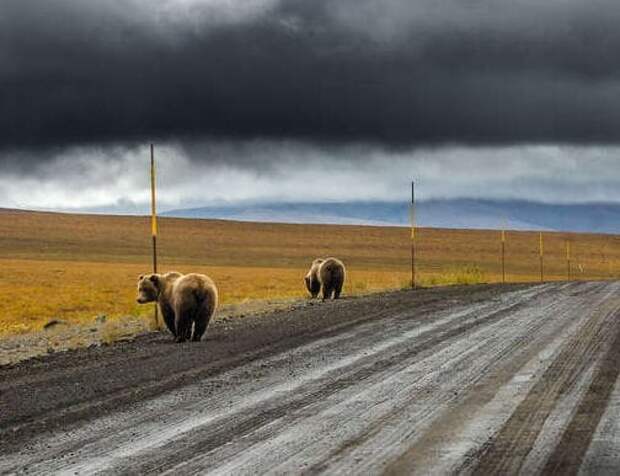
136;272;218;343
304;257;346;300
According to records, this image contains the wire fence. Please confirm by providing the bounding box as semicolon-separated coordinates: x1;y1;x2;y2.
407;227;620;287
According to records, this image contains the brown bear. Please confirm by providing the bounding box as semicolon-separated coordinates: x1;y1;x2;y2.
136;272;218;343
304;257;346;300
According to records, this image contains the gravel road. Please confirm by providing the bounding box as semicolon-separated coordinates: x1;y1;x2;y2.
1;281;619;475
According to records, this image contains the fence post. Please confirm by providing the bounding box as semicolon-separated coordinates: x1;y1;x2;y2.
410;181;416;289
150;144;159;329
539;232;544;283
501;229;506;283
566;240;571;281
603;244;609;281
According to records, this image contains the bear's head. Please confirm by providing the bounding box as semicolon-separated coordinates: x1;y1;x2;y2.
136;274;161;304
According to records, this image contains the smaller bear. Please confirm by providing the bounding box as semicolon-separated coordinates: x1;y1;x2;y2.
304;257;346;300
136;272;218;343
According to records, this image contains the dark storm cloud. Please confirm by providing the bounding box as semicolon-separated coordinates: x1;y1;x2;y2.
4;0;620;157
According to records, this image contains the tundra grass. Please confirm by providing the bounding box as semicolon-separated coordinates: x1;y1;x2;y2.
1;209;619;335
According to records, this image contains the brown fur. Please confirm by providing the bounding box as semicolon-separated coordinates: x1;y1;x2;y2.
137;272;218;343
304;257;346;300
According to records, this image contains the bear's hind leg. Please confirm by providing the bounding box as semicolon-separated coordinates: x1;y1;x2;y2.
174;305;193;343
175;320;190;343
192;302;214;342
322;285;333;301
334;282;343;299
192;318;207;342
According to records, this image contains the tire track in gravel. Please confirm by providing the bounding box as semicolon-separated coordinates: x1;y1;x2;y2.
2;282;618;475
542;302;620;475
313;283;611;476
120;287;555;475
1;285;515;446
469;284;620;475
0;285;554;475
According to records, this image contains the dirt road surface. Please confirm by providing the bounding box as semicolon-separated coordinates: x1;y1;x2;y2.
2;281;620;475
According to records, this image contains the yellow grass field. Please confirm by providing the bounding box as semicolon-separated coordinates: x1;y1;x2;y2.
1;208;619;336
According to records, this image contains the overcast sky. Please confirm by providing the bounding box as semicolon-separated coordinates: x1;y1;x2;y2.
2;0;620;211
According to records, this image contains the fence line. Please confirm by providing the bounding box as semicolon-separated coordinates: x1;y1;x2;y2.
404;227;618;289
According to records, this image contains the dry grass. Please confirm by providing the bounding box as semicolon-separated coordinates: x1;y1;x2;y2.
0;209;619;336
422;265;488;287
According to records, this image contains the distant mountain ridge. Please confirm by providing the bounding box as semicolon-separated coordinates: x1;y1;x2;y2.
162;199;620;234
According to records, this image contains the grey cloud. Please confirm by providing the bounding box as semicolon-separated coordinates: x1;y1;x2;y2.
1;142;619;211
4;0;620;157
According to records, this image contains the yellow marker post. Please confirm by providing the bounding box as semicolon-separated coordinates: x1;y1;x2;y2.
150;144;159;328
410;181;416;289
566;240;571;281
603;244;610;281
501;228;506;284
539;232;544;282
604;244;612;280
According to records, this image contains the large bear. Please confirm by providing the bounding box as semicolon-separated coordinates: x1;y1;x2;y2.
304;257;346;300
136;272;218;343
